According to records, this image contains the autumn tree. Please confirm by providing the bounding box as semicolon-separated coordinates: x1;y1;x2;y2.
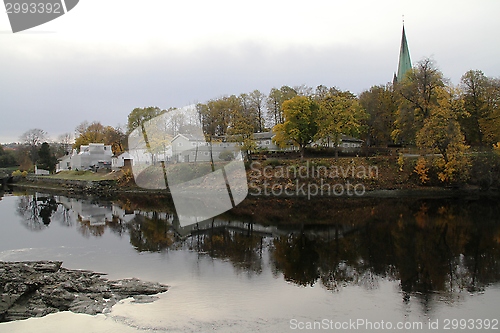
478;77;500;146
74;121;126;155
458;70;500;147
238;93;260;133
105;125;127;155
127;106;165;134
359;84;397;146
226;104;257;158
393;58;445;144
416;86;470;183
459;70;490;146
198;96;241;137
315;90;368;157
266;86;297;127
0;144;17;167
273;96;320;159
248;90;267;132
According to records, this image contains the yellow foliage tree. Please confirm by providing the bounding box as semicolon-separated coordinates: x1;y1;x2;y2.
272;96;320;160
414;157;430;184
416;86;471;183
315;91;367;157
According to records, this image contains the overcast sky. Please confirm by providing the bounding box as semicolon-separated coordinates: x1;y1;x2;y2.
1;0;499;144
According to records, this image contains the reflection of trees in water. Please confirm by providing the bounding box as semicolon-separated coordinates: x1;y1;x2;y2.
51;205;74;227
15;193;500;300
17;194;58;230
268;199;500;300
272;233;319;286
76;218;106;238
127;213;175;252
107;215;128;237
125;215;265;275
189;221;264;275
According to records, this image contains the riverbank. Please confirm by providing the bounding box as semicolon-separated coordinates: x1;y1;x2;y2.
9;155;499;200
0;261;168;323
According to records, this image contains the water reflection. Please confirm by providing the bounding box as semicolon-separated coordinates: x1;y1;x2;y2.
190;222;266;275
17;193;58;230
12;192;500;301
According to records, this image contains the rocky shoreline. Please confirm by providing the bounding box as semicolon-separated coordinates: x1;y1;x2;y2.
12;177;498;200
0;261;168;323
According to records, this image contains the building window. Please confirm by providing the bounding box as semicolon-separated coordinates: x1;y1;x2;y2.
204;152;209;156
191;142;196;146
178;142;183;147
265;140;270;145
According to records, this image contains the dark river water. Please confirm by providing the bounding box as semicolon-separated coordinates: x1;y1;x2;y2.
0;188;499;332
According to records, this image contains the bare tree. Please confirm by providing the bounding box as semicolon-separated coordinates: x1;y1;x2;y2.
57;132;74;154
249;90;266;132
20;128;47;164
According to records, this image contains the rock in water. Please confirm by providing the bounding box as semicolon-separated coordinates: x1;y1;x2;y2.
0;261;168;323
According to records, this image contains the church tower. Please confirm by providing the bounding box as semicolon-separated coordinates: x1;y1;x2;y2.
395;24;412;83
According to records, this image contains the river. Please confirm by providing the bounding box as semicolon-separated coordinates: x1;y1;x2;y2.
0;188;499;332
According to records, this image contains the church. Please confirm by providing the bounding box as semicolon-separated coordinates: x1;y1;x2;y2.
394;24;412;83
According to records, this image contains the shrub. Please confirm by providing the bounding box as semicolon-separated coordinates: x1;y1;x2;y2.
12;170;27;178
397;153;405;172
414;157;430;184
494;142;500;156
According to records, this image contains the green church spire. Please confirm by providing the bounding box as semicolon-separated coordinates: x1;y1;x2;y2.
396;25;412;82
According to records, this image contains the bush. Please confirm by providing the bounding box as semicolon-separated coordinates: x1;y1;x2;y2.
494;143;500;156
397;153;405;172
12;170;27;178
414;157;430;184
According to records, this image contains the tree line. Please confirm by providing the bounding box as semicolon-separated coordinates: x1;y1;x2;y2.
6;123;127;172
6;57;499;175
127;58;499;158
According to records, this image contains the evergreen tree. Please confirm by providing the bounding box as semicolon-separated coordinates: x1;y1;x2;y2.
37;142;57;173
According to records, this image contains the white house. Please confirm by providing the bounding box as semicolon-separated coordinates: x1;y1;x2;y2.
252;131;282;151
56;143;113;172
339;134;363;153
58;196;113;226
171;134;240;163
34;165;50;175
112;151;133;170
252;131;299;152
